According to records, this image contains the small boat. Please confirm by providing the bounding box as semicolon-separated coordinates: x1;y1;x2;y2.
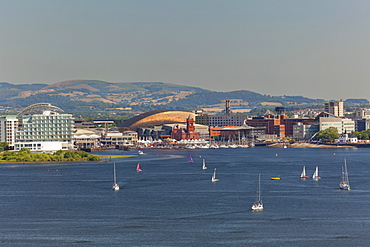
138;150;144;155
312;166;321;180
270;177;281;180
112;163;120;191
252;173;263;211
300;166;309;179
188;156;194;162
211;168;219;182
136;163;142;173
202;159;207;170
340;159;350;190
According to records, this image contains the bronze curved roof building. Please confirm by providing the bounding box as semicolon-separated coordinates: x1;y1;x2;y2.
120;109;195;129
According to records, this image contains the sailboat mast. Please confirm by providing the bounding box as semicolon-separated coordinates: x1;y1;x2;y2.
113;163;117;184
257;173;261;202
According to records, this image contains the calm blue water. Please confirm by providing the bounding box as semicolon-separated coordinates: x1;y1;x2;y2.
0;147;369;246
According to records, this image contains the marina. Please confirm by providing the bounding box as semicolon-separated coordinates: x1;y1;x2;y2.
0;147;369;246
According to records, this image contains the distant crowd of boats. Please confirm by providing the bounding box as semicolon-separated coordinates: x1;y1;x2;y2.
299;159;350;190
111;152;351;211
184;143;253;149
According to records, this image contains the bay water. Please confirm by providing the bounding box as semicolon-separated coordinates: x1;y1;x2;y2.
0;147;369;246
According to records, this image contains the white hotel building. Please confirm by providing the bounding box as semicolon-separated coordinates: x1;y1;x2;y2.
15;103;74;152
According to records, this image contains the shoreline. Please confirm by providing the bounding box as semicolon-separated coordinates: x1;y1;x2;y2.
268;143;356;149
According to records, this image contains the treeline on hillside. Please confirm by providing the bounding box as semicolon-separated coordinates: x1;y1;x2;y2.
0;148;100;162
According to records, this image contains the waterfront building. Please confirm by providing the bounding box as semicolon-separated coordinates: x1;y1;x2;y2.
100;131;137;147
15;103;74;152
0;115;18;148
292;112;355;140
246;113;314;138
337;133;358;143
209;114;246;128
120;109;195;130
171;115;200;141
73;129;100;149
325;101;344;117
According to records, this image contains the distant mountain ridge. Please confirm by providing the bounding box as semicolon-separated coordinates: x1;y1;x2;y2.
0;80;366;114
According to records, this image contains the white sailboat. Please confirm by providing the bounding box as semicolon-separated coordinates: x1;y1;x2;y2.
112;163;120;191
300;166;309;179
251;173;263;211
202;159;207;170
340;159;350;190
312;166;321;180
211;168;219;182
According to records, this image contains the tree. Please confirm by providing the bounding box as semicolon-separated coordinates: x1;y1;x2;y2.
315;127;339;141
0;142;9;152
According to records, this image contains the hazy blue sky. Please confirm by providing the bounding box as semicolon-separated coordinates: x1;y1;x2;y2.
1;0;370;100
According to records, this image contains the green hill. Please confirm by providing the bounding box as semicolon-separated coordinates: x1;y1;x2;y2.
0;80;328;115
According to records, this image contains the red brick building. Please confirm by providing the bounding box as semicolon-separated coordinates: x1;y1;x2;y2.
171;116;200;141
246;114;314;138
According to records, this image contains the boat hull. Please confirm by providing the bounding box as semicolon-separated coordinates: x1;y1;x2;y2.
251;203;264;211
340;184;350;190
112;184;120;191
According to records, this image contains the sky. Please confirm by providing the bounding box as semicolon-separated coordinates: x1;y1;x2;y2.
1;0;370;101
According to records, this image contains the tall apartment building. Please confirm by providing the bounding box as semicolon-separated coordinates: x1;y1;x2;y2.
15;103;74;152
0;115;18;148
325;101;344;117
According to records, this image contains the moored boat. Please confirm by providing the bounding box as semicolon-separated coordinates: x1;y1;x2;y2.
112;163;120;191
251;173;263;211
340;159;350;190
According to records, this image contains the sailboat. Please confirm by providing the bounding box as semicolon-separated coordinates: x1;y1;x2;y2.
188;156;194;162
300;166;309;179
251;173;263;211
340;159;350;190
136;163;142;173
312;166;321;180
211;168;219;182
112;163;120;191
202;159;207;170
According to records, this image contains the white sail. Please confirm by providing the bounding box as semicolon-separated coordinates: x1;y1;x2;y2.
301;166;308;178
312;166;320;180
212;168;218;182
202;159;207;170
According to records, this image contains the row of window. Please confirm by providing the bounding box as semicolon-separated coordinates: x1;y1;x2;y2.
23;124;73;128
20;128;72;132
30;116;72;120
16;136;71;140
